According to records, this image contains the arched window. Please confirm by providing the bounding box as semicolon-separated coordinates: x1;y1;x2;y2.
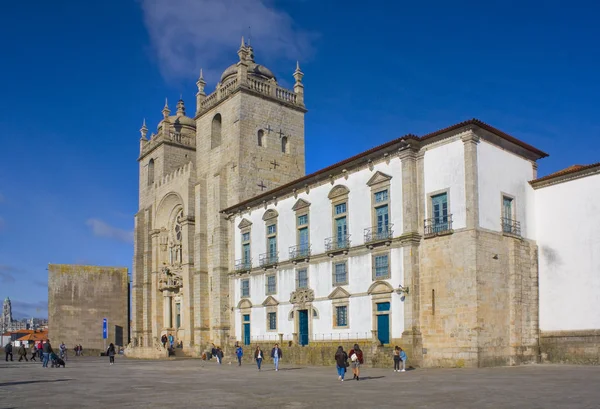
148;159;155;186
281;136;288;153
211;114;222;149
257;129;264;147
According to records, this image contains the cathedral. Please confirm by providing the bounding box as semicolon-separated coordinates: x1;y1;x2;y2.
131;39;600;367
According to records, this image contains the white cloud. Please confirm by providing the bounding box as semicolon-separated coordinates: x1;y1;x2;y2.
86;219;133;243
140;0;317;82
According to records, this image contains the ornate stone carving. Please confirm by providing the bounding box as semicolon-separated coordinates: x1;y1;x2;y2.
158;265;183;292
289;288;314;308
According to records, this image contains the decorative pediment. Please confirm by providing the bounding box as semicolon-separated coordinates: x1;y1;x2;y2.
238;218;252;229
367;280;394;295
367;171;392;187
328;286;350;300
290;288;315;307
262;296;279;307
262;209;279;221
328;185;350;200
292;198;311;211
237;299;252;309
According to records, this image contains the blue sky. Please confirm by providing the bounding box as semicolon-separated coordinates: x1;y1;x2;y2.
1;0;598;318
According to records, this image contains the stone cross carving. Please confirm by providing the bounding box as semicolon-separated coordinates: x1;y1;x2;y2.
270;160;279;170
257;181;267;191
265;125;273;134
277;129;285;139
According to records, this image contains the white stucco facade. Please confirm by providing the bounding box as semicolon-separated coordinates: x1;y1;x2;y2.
536;172;600;331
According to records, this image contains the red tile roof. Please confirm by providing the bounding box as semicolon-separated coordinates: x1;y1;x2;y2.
530;162;600;185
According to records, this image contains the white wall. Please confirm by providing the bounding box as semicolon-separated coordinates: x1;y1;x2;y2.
536;173;600;331
423;139;466;229
477;141;536;239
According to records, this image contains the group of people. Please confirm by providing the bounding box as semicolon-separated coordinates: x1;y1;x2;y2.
3;339;66;368
208;341;408;380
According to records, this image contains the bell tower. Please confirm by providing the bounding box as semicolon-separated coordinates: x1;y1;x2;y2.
193;38;307;345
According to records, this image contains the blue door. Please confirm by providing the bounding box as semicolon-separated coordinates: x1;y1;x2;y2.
299;309;309;346
243;314;250;345
376;302;390;345
432;193;448;232
336;217;347;246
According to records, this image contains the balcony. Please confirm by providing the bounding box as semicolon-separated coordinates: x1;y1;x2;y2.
364;224;394;248
325;234;351;256
289;244;311;263
259;252;279;268
424;215;453;238
234;259;252;273
501;218;521;237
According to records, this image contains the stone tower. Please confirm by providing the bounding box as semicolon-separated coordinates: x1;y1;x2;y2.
194;38;307;346
2;297;12;333
131;38;306;352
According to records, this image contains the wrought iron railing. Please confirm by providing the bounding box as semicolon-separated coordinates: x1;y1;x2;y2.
259;252;279;267
325;234;351;252
289;244;311;260
234;259;252;272
501;218;521;236
424;214;453;237
364;224;394;244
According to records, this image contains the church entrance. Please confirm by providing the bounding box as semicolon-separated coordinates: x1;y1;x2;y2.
298;309;309;346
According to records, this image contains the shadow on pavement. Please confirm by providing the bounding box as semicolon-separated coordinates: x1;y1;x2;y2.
0;379;72;387
358;376;386;380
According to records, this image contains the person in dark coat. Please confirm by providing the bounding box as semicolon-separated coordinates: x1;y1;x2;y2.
17;344;28;362
271;343;283;371
42;340;53;368
348;343;364;381
4;342;13;361
30;344;37;361
334;346;348;382
107;343;116;365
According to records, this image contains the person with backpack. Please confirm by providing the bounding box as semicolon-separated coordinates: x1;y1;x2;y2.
107;343;116;365
334;346;348;382
271;343;283;371
4;342;13;362
235;344;244;366
348;343;364;381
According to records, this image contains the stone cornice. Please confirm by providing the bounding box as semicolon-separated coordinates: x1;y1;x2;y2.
529;163;600;189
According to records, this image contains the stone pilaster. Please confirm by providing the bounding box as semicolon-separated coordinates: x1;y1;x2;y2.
461;130;480;230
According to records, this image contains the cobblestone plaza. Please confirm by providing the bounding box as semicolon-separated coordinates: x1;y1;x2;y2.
1;357;599;408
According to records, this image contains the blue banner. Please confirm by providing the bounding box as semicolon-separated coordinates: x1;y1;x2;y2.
102;318;108;339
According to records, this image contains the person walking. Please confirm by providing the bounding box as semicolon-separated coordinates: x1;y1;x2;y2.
393;346;401;372
271;343;282;371
211;343;217;361
235;344;244;366
161;334;168;348
168;333;174;349
4;342;13;362
42;339;53;368
334;346;348;382
36;341;43;359
17;344;28;362
348;344;364;381
107;343;116;365
398;347;407;372
215;347;224;364
59;342;67;361
254;346;264;371
30;344;38;361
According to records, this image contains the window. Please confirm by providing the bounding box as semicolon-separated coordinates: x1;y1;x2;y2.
264;215;278;264
211;113;222;149
335;306;348;327
502;196;514;231
268;312;277;330
281;136;288;153
432;192;448;230
241;279;250;297
334;203;347;215
297;214;308;226
374;254;389;279
375;189;388;203
266;275;277;295
267;224;277;235
297;268;308;289
333;262;347;285
257;129;264;147
148;159;155;186
242;231;251;267
242;232;250;242
375;204;389;234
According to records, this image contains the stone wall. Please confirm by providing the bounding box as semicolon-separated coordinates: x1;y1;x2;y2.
540;330;600;365
48;264;129;350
